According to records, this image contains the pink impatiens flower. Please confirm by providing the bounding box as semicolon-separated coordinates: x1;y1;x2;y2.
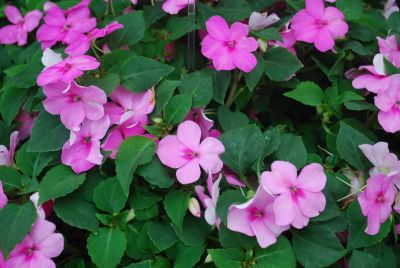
103;86;155;158
374;74;400;133
358;174;396;235
162;0;194;15
16;110;38;140
272;27;297;55
0;5;42;46
290;0;348;52
249;11;280;31
0;181;7;209
184;108;214;138
195;173;222;227
157;120;225;184
0;131;19;167
227;185;289;248
43;81;107;131
377;36;400;68
7;219;64;268
261;161;327;229
62;116;110;173
201;16;258;73
37;54;100;86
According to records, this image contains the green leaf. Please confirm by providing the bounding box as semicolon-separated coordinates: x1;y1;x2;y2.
116;136;155;196
365;243;397;268
284;81;324;106
244;54;266;91
0;87;28;125
28;111;69;152
0;166;23;191
264;47;303;81
125;260;151;268
349;250;379;268
292;225;346;267
81;73;120;95
0;203;37;257
263;127;281;157
106;11;145;49
15;143;55;178
336;120;373;171
164;94;192;125
54;195;99;232
388;12;400;34
179;70;213;107
87;227;127;268
147;221;178;251
212;70;231;104
347;202;391;250
336;0;364;21
255;236;296;268
164;190;189;229
93;178;127;213
215;0;252;23
166;242;205;268
218;224;256;249
38;165;86;205
253;27;282;41
166;16;197;40
219;125;265;175
129;187;162;210
275;134;307;169
383;57;400;75
5;62;42;88
208;248;244;268
137;158;174;188
153;80;180;115
172;216;211;247
217;106;249;132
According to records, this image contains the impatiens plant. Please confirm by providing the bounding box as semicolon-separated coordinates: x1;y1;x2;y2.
2;0;400;267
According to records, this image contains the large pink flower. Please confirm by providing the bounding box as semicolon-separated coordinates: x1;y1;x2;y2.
0;5;42;46
378;36;400;68
62;116;110;173
43;81;107;131
227;185;289;248
374;74;400;133
0;181;7;209
201;16;258;73
157;120;225;184
291;0;348;52
37;55;99;86
0;131;19;167
358;174;396;235
261;161;327;229
162;0;195;15
7;219;64;268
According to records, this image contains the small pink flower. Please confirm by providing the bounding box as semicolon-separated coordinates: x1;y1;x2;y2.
358;174;396;235
0;131;19;167
37;55;100;86
195;173;222;226
16;110;38;140
43;81;107;131
0;5;42;46
227;185;289;248
249;11;280;31
272;28;297;55
157;120;225;184
30;193;46;219
223;167;245;187
291;0;348;52
184;108;214;138
261;161;327;229
188;197;201;218
62;116;110;173
384;0;399;19
7;219;64;268
102;86;155;158
374;74;400;133
377;36;400;68
164;42;177;62
0;181;7;209
162;0;195;15
201;16;258;73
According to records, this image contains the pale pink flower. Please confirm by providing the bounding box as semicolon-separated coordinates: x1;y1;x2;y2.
36;3;96;50
102;86;155;158
377;36;400;68
162;0;194;15
16;110;38;140
157;120;225;184
227;185;289;248
358;174;396;235
374;74;400;133
0;131;19;167
393;192;400;214
188;197;201;218
223;168;245;187
41;48;63;68
195;173;222;226
0;5;42;46
291;0;348;52
43;81;107;131
7;219;64;268
37;55;100;86
201;16;258;72
131;0;138;4
249;12;280;31
0;181;7;209
384;0;399;19
62;116;110;173
184;108;214;138
261;161;327;229
30;193;46;219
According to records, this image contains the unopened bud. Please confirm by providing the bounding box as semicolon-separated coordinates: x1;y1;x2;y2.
188;197;201;218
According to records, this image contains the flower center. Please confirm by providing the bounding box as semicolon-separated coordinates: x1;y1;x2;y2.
376;194;385;204
25;246;36;256
316;19;328;27
65;63;72;69
84;137;91;144
73;96;81;102
290;185;298;193
379;166;390;175
226;40;236;49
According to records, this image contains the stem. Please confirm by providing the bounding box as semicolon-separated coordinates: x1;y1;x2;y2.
109;0;116;16
91;43;100;59
226;71;243;107
241;175;255;191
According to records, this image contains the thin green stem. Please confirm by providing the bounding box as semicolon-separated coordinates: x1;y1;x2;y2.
226;71;243;107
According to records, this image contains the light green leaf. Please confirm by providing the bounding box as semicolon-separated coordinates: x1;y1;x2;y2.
284;81;324;106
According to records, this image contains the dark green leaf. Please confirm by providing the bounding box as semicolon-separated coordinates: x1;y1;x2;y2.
208;248;244;268
164;94;192;125
163;190;189;229
93;177;127;213
275;134;307;169
179;70;213;107
255;236;296;268
264;47;303;81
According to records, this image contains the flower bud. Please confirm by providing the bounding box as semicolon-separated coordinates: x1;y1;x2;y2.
188;197;201;218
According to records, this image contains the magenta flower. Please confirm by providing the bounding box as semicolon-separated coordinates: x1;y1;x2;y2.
157;120;225;184
62;116;110;173
102;86;155;158
358;174;396;235
374;75;400;133
7;219;64;268
0;5;42;46
377;36;400;68
16;110;38;140
184;108;214;138
261;161;327;229
291;0;348;52
162;0;194;15
195;173;222;227
0;181;7;209
37;55;100;86
271;27;297;55
36;3;96;50
43;81;107;131
227;185;289;248
0;131;19;167
201;16;258;73
0;251;5;268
